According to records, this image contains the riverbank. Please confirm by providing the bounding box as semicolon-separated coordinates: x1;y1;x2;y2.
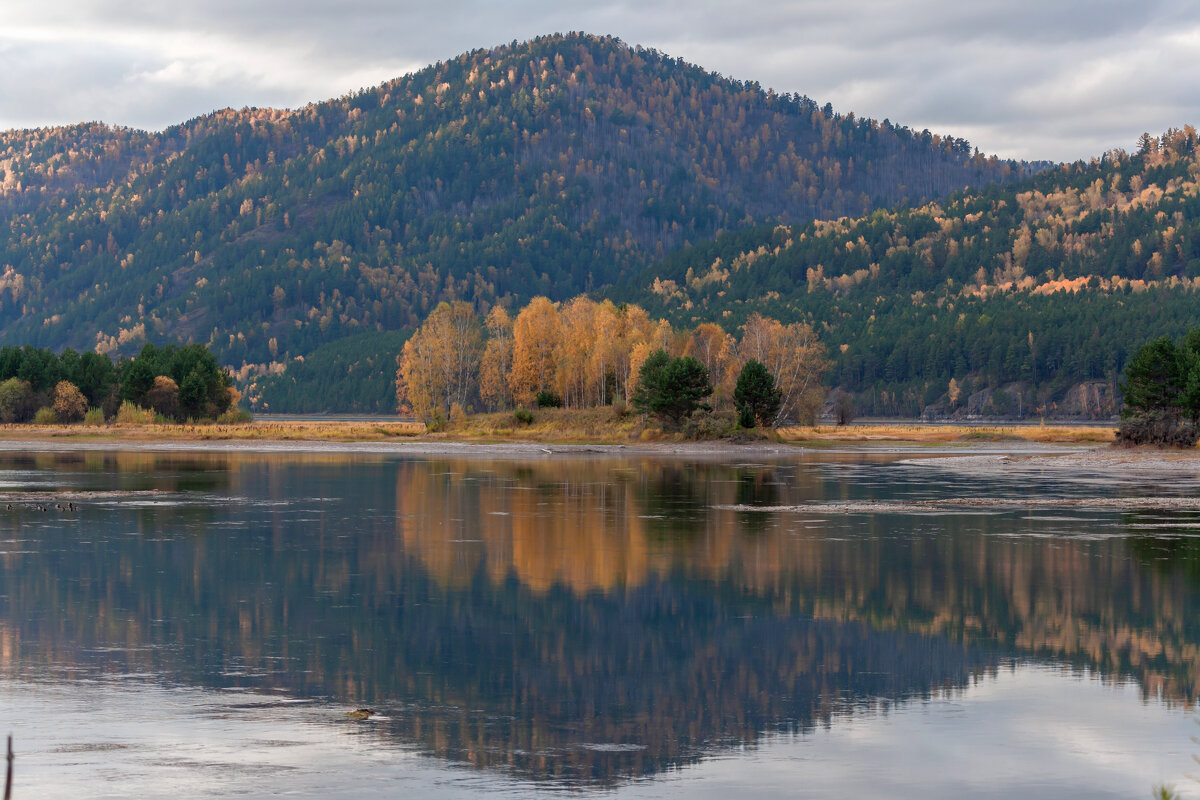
0;416;1117;448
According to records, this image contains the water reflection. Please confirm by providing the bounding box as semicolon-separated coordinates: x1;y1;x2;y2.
0;451;1198;792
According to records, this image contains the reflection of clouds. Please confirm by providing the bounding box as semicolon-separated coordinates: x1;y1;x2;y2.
1;1;1198;159
617;666;1200;800
7;666;1198;799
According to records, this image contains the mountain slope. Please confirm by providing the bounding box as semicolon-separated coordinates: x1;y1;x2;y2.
0;33;1029;412
631;128;1200;417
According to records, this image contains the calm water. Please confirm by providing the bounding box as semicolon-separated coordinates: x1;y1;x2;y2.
0;447;1198;798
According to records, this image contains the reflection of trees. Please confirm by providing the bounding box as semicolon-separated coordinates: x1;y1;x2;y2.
1;455;1199;785
398;459;1200;705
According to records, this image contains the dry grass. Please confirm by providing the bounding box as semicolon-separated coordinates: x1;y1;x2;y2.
0;416;1116;447
436;406;643;443
0;419;426;442
777;422;1115;445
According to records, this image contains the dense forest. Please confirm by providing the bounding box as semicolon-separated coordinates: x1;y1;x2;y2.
0;33;1030;412
630;128;1200;417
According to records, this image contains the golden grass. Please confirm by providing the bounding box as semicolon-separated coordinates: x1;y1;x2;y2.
0;419;426;442
777;422;1115;445
0;416;1115;447
436;406;643;443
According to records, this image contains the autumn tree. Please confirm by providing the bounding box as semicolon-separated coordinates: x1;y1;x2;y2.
686;322;735;403
555;297;598;408
147;376;180;419
479;306;514;410
509;297;561;406
397;301;483;421
51;380;88;423
738;314;828;425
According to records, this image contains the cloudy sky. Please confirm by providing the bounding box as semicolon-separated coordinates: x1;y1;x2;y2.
1;0;1197;162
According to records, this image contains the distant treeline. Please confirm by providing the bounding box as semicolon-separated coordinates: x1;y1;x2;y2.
396;296;827;425
0;342;237;423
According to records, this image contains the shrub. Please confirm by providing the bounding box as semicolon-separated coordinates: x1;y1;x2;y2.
1116;410;1199;448
51;380;88;423
216;408;253;424
535;390;561;408
115;401;157;425
83;408;106;426
32;407;57;425
681;410;738;440
512;408;534;425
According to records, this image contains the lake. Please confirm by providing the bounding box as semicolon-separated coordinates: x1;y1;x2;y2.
0;445;1197;798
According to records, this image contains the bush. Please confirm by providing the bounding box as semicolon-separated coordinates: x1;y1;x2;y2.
33;407;57;425
216;408;253;424
1116;410;1199;448
680;410;738;440
51;380;88;423
512;408;534;425
737;406;756;429
115;401;157;425
83;408;106;426
535;390;561;408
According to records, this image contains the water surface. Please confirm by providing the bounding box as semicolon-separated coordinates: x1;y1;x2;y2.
0;448;1197;797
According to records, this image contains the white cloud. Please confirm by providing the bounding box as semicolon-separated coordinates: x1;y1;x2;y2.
0;0;1197;160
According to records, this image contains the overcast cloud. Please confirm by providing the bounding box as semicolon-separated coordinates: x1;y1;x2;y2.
1;0;1197;161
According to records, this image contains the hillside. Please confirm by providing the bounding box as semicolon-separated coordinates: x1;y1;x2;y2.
632;128;1200;418
0;33;1029;412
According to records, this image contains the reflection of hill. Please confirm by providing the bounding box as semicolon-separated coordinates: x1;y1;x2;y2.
397;459;1200;704
1;453;1198;785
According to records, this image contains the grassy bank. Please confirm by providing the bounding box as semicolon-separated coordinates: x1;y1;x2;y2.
779;423;1115;446
0;414;1117;447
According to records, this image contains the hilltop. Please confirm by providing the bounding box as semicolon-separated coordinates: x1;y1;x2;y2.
0;33;1029;412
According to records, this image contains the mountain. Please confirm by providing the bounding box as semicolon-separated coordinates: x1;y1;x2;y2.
631;128;1200;418
0;33;1031;412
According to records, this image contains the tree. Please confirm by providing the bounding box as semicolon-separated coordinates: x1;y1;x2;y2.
738;314;828;425
51;380;88;423
632;351;713;424
479;306;514;410
509;297;561;406
396;301;483;421
0;378;34;423
147;376;180;419
1120;336;1183;415
733;360;781;427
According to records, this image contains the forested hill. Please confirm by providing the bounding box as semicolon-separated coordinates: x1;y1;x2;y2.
0;33;1029;411
631;128;1200;418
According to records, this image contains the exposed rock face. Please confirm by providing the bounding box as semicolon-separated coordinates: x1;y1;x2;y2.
914;380;1120;421
1058;381;1120;419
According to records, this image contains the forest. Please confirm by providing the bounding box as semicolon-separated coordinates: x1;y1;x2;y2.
0;33;1030;412
0;342;237;423
629;128;1200;416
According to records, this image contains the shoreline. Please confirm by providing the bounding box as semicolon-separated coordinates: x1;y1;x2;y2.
0;419;1133;462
